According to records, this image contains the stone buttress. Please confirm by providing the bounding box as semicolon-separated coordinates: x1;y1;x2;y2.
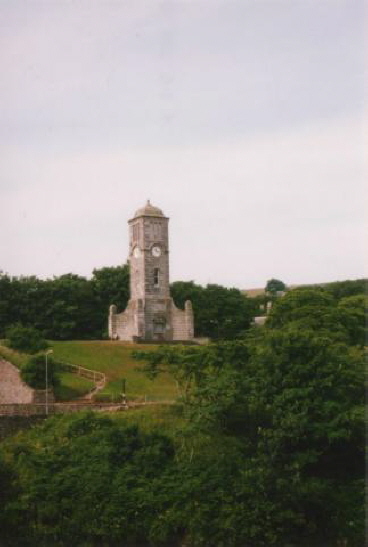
108;201;194;342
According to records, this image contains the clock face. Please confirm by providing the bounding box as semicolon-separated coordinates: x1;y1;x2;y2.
133;246;141;258
151;246;161;257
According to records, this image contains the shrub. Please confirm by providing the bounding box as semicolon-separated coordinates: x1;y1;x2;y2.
21;354;60;390
5;324;48;354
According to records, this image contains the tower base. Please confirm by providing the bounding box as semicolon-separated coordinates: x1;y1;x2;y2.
108;298;194;342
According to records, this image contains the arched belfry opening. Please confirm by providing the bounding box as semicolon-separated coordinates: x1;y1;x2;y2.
108;201;194;342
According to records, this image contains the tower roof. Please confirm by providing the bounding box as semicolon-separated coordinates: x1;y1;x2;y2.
133;200;165;218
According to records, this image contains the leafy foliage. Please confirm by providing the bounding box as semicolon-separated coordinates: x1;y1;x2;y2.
0;275;366;546
0;455;22;544
5;324;49;354
322;278;367;300
266;287;367;346
171;281;256;339
1;269;365;342
265;278;286;294
20;354;60;390
0;266;129;340
135;326;364;546
91;265;130;335
2;414;177;546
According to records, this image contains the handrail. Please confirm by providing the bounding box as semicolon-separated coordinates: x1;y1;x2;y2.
58;361;106;385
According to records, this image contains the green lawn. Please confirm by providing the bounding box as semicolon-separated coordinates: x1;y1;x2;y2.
0;343;28;367
54;372;95;401
50;340;178;403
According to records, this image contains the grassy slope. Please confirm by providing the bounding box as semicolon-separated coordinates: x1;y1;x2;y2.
50;340;178;402
0;343;95;402
0;344;28;367
54;372;95;401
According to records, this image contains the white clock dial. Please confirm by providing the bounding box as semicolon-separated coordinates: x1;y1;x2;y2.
133;247;141;258
152;246;161;257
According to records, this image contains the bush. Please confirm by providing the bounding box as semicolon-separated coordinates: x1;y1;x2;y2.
5;324;48;354
21;354;60;390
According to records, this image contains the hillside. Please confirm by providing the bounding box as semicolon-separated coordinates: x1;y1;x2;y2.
51;340;178;403
243;278;367;297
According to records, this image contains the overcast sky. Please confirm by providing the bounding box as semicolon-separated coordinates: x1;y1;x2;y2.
1;0;366;289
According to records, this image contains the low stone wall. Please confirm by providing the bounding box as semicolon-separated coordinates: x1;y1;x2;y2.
32;389;55;404
0;403;126;417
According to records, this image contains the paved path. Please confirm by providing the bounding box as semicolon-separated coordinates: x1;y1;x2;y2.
0;359;34;404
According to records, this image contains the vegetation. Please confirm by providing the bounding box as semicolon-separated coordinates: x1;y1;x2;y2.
171;281;256;339
132;317;365;545
0;277;365;546
266;286;367;346
0;339;176;402
20;354;60;390
0;266;130;340
51;340;178;402
265;277;286;294
0;343;28;368
5;324;48;354
53;372;95;401
0;269;256;341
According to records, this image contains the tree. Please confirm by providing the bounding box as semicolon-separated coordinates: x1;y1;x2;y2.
43;273;100;340
265;278;286;295
266;287;366;346
5;324;49;354
337;294;367;346
20;354;60;389
0;455;20;543
91;264;130;336
323;278;367;300
171;281;255;339
136;327;364;546
2;414;176;546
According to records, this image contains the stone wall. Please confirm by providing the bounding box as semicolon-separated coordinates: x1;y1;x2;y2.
32;389;55;404
0;359;34;404
110;297;194;342
109;300;137;340
0;402;126;417
0;359;55;405
171;300;194;341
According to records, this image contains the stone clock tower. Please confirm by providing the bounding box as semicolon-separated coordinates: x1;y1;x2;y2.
108;201;194;342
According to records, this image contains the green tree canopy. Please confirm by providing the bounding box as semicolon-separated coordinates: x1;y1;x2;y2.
135;326;364;545
5;324;49;354
171;280;256;339
20;354;60;390
266;287;366;346
0;266;130;340
265;278;286;294
2;414;176;546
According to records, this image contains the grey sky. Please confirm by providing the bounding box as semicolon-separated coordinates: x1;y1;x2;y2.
1;1;365;288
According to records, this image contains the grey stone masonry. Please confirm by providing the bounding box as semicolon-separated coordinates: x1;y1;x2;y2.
0;359;34;403
109;201;194;342
0;359;55;405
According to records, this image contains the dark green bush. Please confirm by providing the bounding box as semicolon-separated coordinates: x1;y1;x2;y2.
5;324;48;354
21;354;60;390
